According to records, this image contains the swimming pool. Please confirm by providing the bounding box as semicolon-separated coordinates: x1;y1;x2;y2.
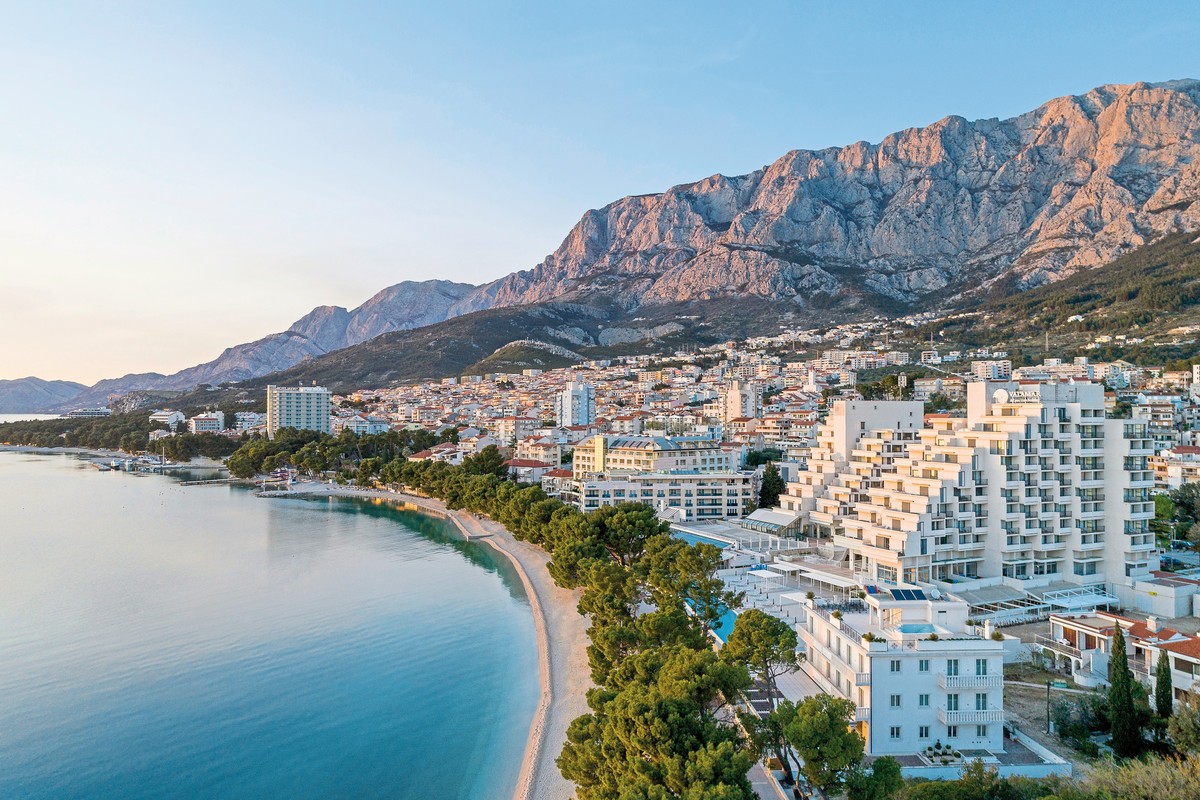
896;623;938;634
684;599;739;643
674;531;732;549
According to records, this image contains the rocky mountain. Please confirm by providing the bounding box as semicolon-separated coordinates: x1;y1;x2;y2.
37;80;1200;406
54;280;475;410
289;280;476;351
0;377;87;413
451;79;1200;313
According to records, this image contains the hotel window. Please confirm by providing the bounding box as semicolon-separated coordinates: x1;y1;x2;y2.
976;658;988;676
975;693;988;711
919;725;930;739
947;725;958;738
976;725;989;738
946;659;960;677
890;660;901;672
947;694;959;711
918;694;930;708
889;726;901;740
890;694;901;708
918;659;930;673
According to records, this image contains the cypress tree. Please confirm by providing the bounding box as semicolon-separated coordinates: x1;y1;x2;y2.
758;462;785;509
1108;624;1140;756
1156;650;1174;719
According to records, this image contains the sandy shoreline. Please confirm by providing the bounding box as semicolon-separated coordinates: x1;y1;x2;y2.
272;482;590;800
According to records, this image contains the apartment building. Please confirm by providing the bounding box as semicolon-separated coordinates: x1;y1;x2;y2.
912;376;966;402
561;471;757;519
725;380;762;422
972;360;1013;381
564;434;755;519
187;411;225;433
799;590;1005;756
338;414;390;435
489;416;540;444
573;435;736;476
266;385;333;438
1149;445;1200;489
556;382;596;427
778;384;1156;604
149;409;185;428
234;411;265;430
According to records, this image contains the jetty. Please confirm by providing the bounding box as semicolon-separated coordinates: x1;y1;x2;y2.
179;477;248;487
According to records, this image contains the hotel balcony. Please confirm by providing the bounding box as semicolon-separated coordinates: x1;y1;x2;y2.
937;708;1005;725
937;673;1004;690
855;706;871;722
855;672;871;686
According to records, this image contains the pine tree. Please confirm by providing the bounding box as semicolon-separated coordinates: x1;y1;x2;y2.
758;462;785;509
1157;650;1174;719
1109;624;1141;756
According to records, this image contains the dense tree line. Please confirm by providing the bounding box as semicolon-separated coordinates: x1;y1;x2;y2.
224;427;459;480
0;410;242;460
150;432;241;461
0;412;164;450
387;456;757;797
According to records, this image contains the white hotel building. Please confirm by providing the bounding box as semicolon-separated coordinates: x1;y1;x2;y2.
563;435;756;519
266;385;333;439
779;382;1156;605
800;589;1006;755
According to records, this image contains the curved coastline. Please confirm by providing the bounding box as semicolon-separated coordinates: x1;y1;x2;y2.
278;482;590;800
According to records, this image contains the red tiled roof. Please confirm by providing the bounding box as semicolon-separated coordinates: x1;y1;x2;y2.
542;468;573;478
1159;638;1200;660
504;459;551;468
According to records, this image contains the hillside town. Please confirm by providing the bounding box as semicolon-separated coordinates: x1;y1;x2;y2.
99;321;1200;786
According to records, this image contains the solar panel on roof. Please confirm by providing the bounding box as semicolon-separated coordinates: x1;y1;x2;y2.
909;589;927;600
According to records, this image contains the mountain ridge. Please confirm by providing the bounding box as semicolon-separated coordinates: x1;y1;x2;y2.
52;279;475;410
448;79;1200;314
28;79;1200;409
0;377;88;413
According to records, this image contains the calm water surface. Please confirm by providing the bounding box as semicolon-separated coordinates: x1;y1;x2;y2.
0;413;61;423
0;452;539;799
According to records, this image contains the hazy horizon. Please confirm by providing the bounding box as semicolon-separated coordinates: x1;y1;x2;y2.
3;1;1200;384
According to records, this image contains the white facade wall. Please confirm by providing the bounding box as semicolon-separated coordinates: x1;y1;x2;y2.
556;382;596;427
565;471;756;519
778;384;1155;594
266;385;332;439
188;411;224;433
799;595;1005;757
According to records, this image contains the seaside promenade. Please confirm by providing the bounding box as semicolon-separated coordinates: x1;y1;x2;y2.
275;483;590;800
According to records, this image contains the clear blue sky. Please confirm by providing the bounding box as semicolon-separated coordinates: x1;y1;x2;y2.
3;1;1198;383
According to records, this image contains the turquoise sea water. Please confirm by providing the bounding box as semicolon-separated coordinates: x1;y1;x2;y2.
0;452;539;799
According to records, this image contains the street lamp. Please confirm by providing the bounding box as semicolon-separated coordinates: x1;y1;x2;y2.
1046;680;1052;734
